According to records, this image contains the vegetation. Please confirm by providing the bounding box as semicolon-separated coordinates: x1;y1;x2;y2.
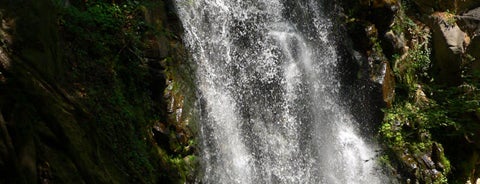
378;6;450;183
374;1;480;183
0;0;197;183
340;0;480;182
59;0;198;183
60;1;162;181
2;0;479;183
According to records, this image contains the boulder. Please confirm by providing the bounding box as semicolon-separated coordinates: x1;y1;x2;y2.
431;13;467;85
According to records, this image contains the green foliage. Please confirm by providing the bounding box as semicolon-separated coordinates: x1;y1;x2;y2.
445;10;457;25
60;1;147;56
381;100;453;148
384;49;480;182
58;1;165;182
380;101;452;182
391;14;416;36
430;82;480;133
378;2;459;183
57;1;199;182
379;0;480;180
391;17;431;91
389;1;433;96
371;36;384;54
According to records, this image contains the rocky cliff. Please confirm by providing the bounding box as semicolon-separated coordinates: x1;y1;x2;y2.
0;0;197;183
340;0;480;183
2;0;480;183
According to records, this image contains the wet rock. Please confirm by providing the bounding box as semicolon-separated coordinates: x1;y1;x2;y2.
365;28;396;107
382;62;396;107
421;155;435;169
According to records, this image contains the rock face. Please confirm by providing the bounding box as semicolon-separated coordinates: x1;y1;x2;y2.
341;0;480;183
338;0;398;128
0;0;197;183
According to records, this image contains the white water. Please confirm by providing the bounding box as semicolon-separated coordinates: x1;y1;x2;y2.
175;0;387;183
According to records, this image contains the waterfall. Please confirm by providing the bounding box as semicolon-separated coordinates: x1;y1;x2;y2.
175;0;388;183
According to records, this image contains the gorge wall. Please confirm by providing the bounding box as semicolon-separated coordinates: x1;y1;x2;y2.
0;0;197;183
340;0;480;183
0;0;480;183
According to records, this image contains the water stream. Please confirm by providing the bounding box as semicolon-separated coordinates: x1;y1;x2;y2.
175;0;387;183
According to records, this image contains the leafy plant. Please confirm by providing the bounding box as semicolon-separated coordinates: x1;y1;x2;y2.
445;10;457;26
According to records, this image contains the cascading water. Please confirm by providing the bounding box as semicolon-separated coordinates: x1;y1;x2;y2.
175;0;388;183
